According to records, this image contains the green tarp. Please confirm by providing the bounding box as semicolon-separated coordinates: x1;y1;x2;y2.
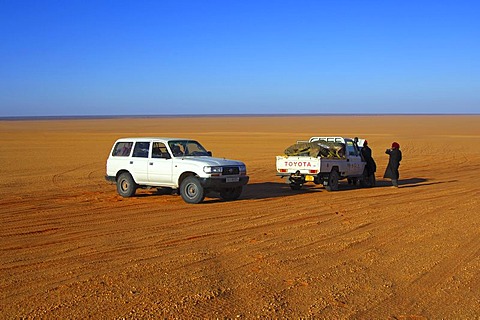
284;141;345;158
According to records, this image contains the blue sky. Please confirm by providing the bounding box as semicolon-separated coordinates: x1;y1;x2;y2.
1;0;479;116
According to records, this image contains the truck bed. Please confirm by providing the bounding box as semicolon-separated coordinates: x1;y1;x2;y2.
276;155;348;176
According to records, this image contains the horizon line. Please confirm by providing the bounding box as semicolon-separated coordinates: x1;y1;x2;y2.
1;112;479;121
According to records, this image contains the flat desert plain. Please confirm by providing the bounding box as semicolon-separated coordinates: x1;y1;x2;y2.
1;115;479;319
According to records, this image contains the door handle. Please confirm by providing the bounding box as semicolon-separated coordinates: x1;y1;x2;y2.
129;161;133;164
149;162;153;165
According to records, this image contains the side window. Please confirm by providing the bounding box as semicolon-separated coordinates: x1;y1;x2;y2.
346;141;358;157
112;142;133;157
168;142;185;157
152;142;169;158
132;142;150;158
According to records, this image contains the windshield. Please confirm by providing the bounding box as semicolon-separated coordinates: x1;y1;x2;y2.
168;140;209;157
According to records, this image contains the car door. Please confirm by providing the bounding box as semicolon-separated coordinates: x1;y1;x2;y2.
345;140;364;175
148;141;174;185
130;141;150;183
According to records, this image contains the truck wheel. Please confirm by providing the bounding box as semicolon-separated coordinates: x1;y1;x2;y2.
324;170;339;191
180;176;205;204
290;183;302;190
360;169;375;188
219;186;243;201
116;172;137;197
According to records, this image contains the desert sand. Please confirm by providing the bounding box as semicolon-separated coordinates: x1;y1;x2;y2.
1;115;479;319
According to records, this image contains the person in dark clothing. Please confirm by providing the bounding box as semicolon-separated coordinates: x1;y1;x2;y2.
360;140;377;186
384;142;402;187
361;140;376;174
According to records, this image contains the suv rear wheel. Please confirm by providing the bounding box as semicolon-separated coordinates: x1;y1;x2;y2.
117;172;137;197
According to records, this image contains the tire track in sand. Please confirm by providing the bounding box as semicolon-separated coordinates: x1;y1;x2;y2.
51;162;103;187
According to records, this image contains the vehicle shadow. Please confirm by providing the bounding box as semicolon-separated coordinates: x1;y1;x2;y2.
297;177;433;192
239;177;437;197
134;182;318;203
201;182;321;203
241;181;321;200
134;177;452;202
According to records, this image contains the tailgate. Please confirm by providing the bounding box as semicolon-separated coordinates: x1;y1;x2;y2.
276;156;321;174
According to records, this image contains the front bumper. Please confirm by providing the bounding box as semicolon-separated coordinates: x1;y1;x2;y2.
199;176;249;189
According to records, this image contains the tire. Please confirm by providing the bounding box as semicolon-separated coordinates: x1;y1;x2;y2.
180;176;205;204
116;172;137;197
324;170;339;192
290;183;302;190
368;174;376;187
219;186;243;201
359;168;375;188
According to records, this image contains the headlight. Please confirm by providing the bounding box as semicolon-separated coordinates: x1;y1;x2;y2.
204;166;223;173
239;165;247;173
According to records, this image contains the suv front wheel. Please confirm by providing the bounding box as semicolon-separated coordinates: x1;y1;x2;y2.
180;176;205;204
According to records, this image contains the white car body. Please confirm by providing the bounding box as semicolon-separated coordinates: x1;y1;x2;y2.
106;137;249;203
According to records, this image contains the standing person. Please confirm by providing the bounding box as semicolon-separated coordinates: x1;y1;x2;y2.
361;140;376;186
384;142;402;187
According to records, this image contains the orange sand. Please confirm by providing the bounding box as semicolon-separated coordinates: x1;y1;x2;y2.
1;115;479;318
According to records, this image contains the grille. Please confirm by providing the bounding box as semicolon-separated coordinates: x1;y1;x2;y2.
222;166;240;175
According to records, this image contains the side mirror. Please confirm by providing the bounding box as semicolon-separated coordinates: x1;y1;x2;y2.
207;151;212;156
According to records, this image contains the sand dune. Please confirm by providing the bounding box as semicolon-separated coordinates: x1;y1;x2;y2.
1;115;479;318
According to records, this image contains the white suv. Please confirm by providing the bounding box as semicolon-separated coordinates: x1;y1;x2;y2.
105;137;249;204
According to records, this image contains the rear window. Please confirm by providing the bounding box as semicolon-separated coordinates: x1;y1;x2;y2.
112;142;133;157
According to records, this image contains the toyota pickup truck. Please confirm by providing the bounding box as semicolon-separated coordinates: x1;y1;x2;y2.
106;137;249;204
276;136;373;191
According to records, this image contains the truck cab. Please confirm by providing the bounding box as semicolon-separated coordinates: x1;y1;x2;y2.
309;137;365;177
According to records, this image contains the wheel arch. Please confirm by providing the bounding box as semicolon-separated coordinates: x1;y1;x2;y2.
178;171;197;187
116;169;134;182
319;166;340;180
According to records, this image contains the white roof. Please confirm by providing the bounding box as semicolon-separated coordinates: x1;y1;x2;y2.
309;137;348;143
309;136;366;146
115;137;196;142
